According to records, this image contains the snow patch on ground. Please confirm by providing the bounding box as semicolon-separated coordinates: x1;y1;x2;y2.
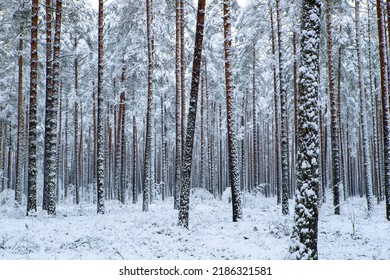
0;190;389;259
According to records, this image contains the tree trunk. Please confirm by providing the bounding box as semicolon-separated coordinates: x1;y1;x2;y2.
223;0;242;222
276;0;290;215
174;0;182;210
97;0;105;214
15;22;24;206
326;0;341;215
143;0;154;212
289;0;321;260
376;0;390;220
178;0;206;228
27;0;39;215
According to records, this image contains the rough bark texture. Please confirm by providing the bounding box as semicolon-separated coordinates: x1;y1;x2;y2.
178;0;206;228
27;0;39;215
223;0;242;222
15;23;24;206
289;0;321;260
276;0;290;215
376;0;390;220
143;0;153;212
174;0;182;210
326;0;341;215
270;8;281;205
97;0;105;214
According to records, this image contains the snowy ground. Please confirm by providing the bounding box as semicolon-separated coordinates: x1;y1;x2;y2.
0;188;389;260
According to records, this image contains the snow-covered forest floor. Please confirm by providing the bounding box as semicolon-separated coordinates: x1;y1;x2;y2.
0;188;389;260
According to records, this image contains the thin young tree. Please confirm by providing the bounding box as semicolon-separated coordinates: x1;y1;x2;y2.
289;0;322;260
223;0;242;222
97;0;105;214
27;0;39;215
143;0;154;212
174;0;182;210
178;0;206;228
15;19;24;206
276;0;290;215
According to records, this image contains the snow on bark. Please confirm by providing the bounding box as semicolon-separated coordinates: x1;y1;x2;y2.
174;0;182;210
223;0;242;222
276;0;290;216
288;0;321;260
15;23;24;206
325;0;341;215
178;0;206;229
97;0;105;214
27;0;39;216
143;0;153;212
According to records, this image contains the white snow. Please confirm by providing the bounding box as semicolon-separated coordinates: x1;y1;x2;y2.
0;189;389;260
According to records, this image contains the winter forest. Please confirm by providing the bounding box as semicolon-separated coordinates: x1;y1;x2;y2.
0;0;389;261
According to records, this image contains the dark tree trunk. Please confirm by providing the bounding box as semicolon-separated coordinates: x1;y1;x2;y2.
178;0;206;228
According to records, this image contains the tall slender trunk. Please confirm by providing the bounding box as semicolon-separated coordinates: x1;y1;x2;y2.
43;0;53;212
252;46;258;190
143;0;154;212
276;0;289;215
15;23;24;206
270;7;280;205
174;0;182;210
223;0;242;222
97;0;105;214
376;0;390;220
27;0;39;215
178;0;206;228
326;0;341;215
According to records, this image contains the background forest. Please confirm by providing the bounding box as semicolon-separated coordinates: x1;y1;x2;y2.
0;0;389;260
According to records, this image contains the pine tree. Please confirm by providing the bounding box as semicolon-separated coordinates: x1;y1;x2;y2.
276;0;290;215
178;0;206;229
325;0;341;215
376;0;390;220
289;0;322;260
223;0;242;222
97;0;105;214
143;0;154;212
26;0;39;216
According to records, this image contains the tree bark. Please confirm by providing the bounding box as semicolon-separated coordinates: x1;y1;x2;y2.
178;0;206;228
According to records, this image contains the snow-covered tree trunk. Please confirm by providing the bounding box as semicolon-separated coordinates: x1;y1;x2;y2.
15;22;24;206
132;116;138;204
276;0;290;215
325;0;341;215
252;46;258;190
200;73;206;189
270;8;281;205
43;0;53;212
97;0;105;214
27;0;39;215
223;0;242;222
355;0;374;213
376;0;390;220
178;0;206;228
143;0;153;212
288;0;321;260
174;0;181;210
